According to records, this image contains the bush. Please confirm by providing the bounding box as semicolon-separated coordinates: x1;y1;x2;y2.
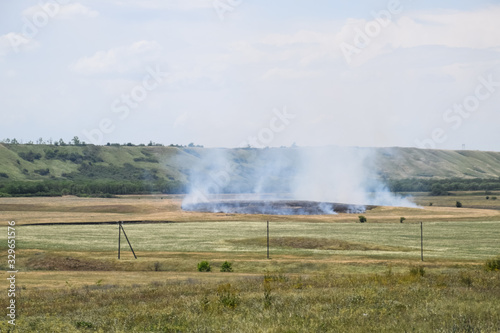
0;172;8;178
197;261;211;272
400;217;406;223
358;215;367;223
409;265;425;277
485;257;500;271
220;261;233;272
456;201;462;208
492;196;497;200
34;168;50;176
18;150;42;162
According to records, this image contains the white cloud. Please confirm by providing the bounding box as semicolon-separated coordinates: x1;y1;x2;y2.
112;0;212;10
23;2;99;20
70;40;162;75
0;32;40;57
262;68;320;80
334;6;500;66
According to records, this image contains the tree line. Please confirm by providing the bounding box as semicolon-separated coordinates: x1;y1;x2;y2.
388;177;500;195
1;137;203;148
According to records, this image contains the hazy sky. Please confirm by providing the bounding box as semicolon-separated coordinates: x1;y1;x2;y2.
1;0;500;150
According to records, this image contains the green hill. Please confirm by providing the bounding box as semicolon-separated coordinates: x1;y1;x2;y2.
0;144;499;196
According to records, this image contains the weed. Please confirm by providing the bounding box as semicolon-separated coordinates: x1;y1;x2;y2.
409;265;425;277
485;257;500;271
217;283;239;308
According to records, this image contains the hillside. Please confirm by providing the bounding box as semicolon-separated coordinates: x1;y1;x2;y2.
0;144;499;196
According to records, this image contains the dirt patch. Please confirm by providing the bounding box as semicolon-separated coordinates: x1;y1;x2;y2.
228;237;413;252
26;254;114;271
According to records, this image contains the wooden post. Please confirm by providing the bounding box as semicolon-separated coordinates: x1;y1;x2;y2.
267;220;269;259
420;222;424;262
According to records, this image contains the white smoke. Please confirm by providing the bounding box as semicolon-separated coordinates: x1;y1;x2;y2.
290;146;418;207
182;146;418;212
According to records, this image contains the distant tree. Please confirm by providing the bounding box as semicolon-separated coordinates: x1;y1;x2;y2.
456;201;462;208
431;184;448;196
358;215;367;223
72;136;81;146
188;142;195;147
58;138;66;146
36;137;44;145
10;138;18;144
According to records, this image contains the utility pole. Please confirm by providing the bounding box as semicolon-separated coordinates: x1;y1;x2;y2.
420;222;424;262
267;221;270;259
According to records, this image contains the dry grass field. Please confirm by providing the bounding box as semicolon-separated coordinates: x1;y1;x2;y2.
1;193;500;226
1;193;499;331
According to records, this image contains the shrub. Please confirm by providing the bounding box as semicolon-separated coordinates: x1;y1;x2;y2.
34;168;50;176
358;215;367;223
456;201;462;208
0;172;8;178
220;261;233;272
409;265;425;277
197;261;211;272
429;202;433;206
485;257;500;271
492;196;497;200
400;217;406;223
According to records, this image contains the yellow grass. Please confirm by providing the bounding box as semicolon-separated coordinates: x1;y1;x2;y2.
1;194;499;225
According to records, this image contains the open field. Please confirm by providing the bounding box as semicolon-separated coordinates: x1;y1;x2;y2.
1;193;500;331
1;192;500;225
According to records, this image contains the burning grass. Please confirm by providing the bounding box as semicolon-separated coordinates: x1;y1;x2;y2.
182;200;376;215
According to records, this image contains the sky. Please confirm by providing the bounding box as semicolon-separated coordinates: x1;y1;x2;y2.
1;0;500;151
